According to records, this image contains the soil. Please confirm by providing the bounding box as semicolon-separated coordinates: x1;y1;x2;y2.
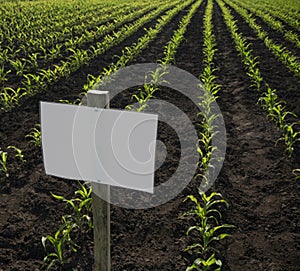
0;1;299;271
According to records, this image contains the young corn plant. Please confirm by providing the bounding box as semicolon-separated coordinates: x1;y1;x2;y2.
126;66;167;112
0;87;26;111
0;65;11;85
293;169;300;179
7;145;26;163
59;98;82;105
38;68;57;84
196;87;219;175
51;182;93;231
260;89;300;156
23;74;47;95
258;87;280;110
0;150;8;177
271;106;292;131
182;190;234;271
278;123;300;157
9;58;27;76
83;74;99;92
47;45;62;61
26;124;41;147
67;48;89;71
42;182;92;269
27;52;40;70
42;217;78;270
186;253;222;271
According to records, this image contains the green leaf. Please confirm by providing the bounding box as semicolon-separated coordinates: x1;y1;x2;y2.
184;195;198;205
186;225;202;235
50;193;65;201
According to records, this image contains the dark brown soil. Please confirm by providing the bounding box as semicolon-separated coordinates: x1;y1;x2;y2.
0;1;299;271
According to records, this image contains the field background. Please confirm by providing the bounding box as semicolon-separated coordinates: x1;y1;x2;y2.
0;0;299;270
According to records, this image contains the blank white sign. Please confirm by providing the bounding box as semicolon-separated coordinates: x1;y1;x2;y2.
40;102;158;193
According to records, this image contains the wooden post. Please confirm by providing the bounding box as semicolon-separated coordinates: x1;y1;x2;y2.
87;90;111;271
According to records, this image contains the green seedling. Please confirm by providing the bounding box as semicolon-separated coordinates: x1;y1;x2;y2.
23;73;47;94
186;252;222;271
183;190;233;253
9;58;27;76
28;52;40;69
0;65;11;85
277;123;300;157
7;145;26;163
26;124;41;147
0;87;25;111
47;44;62;61
182;190;234;270
200;68;221;96
67;48;89;70
258;87;280;110
0;150;8;177
42;218;78;270
126;66;168;112
59;98;81;105
51;182;93;230
38;68;56;84
83;74;98;91
293;169;300;179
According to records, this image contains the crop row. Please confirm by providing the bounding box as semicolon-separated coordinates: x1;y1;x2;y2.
224;0;300;78
232;0;300;49
183;0;234;270
248;1;300;33
0;0;178;111
83;0;195;92
2;0;195;178
267;0;300;13
40;0;202;268
1;2;141;54
0;0;145;47
1;1;298;270
217;0;300;158
124;0;202;111
39;0;235;269
1;2;161;71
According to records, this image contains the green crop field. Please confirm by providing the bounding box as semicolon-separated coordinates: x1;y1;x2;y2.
0;0;299;270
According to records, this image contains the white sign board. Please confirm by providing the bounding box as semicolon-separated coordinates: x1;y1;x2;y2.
40;102;158;193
